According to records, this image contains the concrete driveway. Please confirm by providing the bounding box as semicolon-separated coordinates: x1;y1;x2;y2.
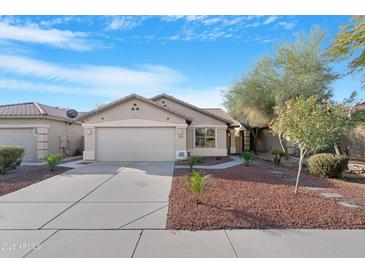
0;161;173;230
1;161;365;258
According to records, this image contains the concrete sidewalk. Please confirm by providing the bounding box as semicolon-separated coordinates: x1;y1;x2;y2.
1;229;365;258
2;161;365;258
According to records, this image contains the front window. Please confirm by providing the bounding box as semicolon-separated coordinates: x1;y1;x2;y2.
195;128;216;148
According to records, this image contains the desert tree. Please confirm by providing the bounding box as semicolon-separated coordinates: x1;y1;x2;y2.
329;92;365;155
224;27;338;153
272;96;340;193
329;16;365;86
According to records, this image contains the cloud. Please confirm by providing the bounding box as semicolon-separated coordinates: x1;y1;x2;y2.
0;21;93;51
201;17;222;26
277;21;296;30
0;54;225;107
263;16;280;25
39;16;74;27
0;54;185;98
105;16;147;31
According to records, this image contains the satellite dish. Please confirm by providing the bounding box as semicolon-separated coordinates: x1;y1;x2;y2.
66;109;78;119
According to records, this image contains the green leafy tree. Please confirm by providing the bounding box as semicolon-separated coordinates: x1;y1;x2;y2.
326;92;365;155
272;96;340;193
329;16;365;85
224;28;337;152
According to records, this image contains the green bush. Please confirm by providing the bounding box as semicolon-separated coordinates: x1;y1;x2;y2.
307;153;349;178
241;150;253;166
46;154;61;171
183;171;209;204
271;148;287;166
0;146;24;174
186;156;202;172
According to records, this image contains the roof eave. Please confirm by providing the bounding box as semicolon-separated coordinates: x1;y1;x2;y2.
151;94;232;124
77;94;189;122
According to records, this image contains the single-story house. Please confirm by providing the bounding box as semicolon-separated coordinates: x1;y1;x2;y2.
78;94;250;162
0;102;84;161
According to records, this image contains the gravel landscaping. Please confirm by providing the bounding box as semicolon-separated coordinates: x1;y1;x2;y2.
167;159;365;230
0;166;71;197
176;156;232;166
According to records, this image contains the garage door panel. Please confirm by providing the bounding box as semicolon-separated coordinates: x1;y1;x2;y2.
96;127;175;161
0;128;35;161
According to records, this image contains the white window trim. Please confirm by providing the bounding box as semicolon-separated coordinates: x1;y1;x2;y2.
193;127;217;149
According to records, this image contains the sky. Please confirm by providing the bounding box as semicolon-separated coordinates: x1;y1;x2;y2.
0;15;363;112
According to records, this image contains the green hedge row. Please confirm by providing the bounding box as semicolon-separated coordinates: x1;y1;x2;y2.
307;153;349;178
0;146;25;174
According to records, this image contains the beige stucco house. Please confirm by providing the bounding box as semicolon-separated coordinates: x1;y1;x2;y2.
79;94;250;162
0;102;84;161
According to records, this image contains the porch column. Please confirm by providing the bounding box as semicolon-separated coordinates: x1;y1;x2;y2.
243;130;251;151
83;126;96;162
175;126;187;160
229;129;236;154
36;126;49;160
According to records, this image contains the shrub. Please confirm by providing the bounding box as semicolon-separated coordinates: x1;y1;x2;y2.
241;150;253;166
186;156;201;172
46;154;61;171
0;146;24;174
271;148;287;166
215;156;222;160
307;153;349;178
183;171;209;204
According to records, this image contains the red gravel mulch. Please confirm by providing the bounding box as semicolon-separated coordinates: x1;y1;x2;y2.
167;160;365;230
176;156;232;166
0;166;71;197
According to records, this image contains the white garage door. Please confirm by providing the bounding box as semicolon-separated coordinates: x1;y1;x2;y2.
0;128;35;161
96;127;176;161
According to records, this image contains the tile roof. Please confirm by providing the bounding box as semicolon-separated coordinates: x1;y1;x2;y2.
203;108;241;127
0;102;76;121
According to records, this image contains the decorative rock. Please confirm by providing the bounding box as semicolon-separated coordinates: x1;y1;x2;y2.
321;192;344;198
305;187;326;191
337;202;362;208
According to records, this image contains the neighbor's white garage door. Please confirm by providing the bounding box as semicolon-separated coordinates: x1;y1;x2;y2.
96;127;176;161
0;128;35;161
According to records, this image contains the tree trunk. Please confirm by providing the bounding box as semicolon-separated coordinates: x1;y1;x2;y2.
334;143;342;155
294;148;306;194
278;131;288;154
251;128;259;154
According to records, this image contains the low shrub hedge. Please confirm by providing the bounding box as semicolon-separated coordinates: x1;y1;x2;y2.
46;154;61;171
307;153;349;178
0;146;25;174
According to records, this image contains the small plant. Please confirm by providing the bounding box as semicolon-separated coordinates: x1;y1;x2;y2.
241;150;253;166
186;156;201;172
271;148;287;166
0;146;24;174
215;156;222;160
46;154;61;171
307;153;349;178
183;171;209;204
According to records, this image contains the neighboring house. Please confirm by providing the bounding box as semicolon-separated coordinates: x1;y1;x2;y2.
79;94;250;162
0;102;84;161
